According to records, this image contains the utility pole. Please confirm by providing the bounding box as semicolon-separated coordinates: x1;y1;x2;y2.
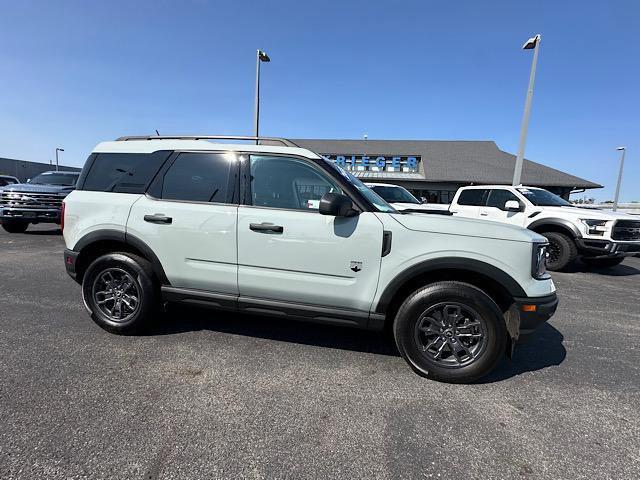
512;34;541;186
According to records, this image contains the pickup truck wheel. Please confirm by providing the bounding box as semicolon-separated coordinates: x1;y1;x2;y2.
1;220;29;233
541;232;577;271
581;256;625;269
393;282;507;383
82;252;157;334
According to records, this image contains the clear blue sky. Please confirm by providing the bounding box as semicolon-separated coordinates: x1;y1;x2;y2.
1;0;638;201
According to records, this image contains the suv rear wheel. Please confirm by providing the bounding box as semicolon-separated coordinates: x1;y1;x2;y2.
393;282;507;383
82;252;158;334
541;231;577;271
1;220;29;233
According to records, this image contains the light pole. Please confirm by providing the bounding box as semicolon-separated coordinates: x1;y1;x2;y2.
55;147;64;172
512;34;541;186
613;147;626;212
253;49;270;141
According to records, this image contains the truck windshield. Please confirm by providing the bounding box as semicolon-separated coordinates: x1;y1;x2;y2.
30;172;79;186
517;188;573;207
323;160;396;213
370;185;421;204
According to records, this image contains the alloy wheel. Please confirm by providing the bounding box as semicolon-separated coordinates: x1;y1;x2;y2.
92;268;141;322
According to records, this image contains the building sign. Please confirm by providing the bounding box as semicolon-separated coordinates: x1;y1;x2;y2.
321;154;420;173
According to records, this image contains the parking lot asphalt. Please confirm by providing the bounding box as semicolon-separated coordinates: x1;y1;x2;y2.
0;224;639;480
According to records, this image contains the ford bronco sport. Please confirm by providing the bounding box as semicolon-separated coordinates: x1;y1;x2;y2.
449;185;640;271
62;136;558;383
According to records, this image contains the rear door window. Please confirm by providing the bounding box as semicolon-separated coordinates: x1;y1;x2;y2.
160;152;233;203
457;189;489;206
82;151;171;193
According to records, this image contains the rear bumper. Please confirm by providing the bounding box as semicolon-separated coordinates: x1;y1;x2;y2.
576;238;640;258
513;292;559;341
63;248;79;281
0;208;61;223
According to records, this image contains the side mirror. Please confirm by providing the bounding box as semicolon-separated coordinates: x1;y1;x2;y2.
319;193;358;217
26;178;31;183
420;197;428;204
505;200;521;211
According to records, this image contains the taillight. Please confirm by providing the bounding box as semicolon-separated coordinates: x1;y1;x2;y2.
61;201;66;232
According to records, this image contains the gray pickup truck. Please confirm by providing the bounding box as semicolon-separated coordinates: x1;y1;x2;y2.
0;171;80;233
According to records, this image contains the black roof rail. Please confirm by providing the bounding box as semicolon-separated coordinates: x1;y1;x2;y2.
114;135;300;147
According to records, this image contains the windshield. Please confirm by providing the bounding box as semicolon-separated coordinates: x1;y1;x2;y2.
517;187;572;207
370;185;421;204
30;172;79;186
323;160;396;213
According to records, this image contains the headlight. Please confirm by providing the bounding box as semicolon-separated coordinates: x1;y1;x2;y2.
532;242;550;280
581;219;608;236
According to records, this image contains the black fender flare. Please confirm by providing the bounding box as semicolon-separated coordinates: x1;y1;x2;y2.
528;218;581;239
73;229;170;285
375;257;527;314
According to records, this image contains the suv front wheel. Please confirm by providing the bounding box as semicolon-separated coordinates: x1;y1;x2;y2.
82;252;158;334
393;282;507;383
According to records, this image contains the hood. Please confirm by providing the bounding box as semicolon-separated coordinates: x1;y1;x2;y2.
391;202;450;211
533;205;637;220
0;183;76;194
390;211;543;243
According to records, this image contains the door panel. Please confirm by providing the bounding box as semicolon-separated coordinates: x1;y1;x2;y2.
128;195;238;293
237;208;384;311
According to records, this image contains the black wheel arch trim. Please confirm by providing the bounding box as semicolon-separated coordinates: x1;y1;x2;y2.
528;218;581;239
375;257;527;314
72;229;170;285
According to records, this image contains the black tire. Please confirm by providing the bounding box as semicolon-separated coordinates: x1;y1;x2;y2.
581;256;625;269
82;252;158;334
1;220;29;233
393;281;507;383
541;232;577;271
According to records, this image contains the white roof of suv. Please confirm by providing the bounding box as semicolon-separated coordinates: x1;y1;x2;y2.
93;138;321;159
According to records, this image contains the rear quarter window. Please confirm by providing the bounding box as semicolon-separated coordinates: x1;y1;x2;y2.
81;151;171;193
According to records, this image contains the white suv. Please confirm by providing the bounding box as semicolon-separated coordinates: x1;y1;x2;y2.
449;185;640;271
62;136;557;383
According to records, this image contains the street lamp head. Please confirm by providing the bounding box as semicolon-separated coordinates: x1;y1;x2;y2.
258;50;270;62
522;34;541;50
616;146;626;151
57;147;64;152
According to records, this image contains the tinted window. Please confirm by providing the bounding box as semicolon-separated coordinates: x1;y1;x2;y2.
161;153;231;203
250;156;342;210
457;189;489;206
370;185;421;204
0;179;11;186
517;187;573;207
83;151;170;193
487;189;521;210
30;172;79;186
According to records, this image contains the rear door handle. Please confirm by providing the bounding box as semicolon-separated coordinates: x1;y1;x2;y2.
144;214;172;224
250;222;283;233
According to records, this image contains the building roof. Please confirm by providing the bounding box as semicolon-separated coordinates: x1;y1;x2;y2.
292;139;602;190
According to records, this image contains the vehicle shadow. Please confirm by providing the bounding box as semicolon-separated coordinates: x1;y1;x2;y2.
25;228;62;236
148;305;567;381
480;323;566;383
562;261;640;276
147;305;400;357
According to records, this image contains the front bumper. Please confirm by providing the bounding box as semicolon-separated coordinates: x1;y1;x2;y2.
576;238;640;258
0;207;61;223
513;292;559;342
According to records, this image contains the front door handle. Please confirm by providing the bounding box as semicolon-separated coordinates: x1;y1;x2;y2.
250;222;284;233
144;214;173;224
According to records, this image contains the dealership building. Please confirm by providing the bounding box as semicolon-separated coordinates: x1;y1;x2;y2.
2;140;600;202
294;139;601;202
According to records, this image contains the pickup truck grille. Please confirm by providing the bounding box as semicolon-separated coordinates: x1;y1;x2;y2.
0;191;64;209
612;220;640;241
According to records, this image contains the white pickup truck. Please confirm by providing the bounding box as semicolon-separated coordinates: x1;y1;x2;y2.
448;185;640;271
